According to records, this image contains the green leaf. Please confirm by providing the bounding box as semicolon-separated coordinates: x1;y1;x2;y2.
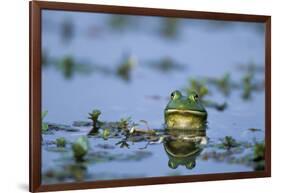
42;123;48;132
72;136;89;161
56;137;66;147
42;110;48;120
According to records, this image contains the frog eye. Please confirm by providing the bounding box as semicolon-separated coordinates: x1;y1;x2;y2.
168;160;178;169
188;92;199;101
170;90;182;100
170;92;175;99
185;160;196;169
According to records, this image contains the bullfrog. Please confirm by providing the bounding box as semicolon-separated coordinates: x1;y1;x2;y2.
164;129;207;169
164;90;207;130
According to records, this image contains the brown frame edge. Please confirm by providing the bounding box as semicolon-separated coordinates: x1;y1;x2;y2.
29;1;271;192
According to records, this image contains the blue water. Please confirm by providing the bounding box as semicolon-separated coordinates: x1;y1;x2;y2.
41;10;265;184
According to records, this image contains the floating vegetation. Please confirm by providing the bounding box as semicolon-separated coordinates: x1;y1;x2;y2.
61;19;74;44
186;79;209;98
184;79;227;111
41;13;266;184
202;100;228;111
130;127;156;136
56;137;66;148
88;110;101;129
108;15;138;32
115;140;130;149
42;110;49;132
72;136;90;162
116;54;137;81
205;20;234;31
42;50;54;67
160;18;181;39
117;117;132;131
46;123;79;132
248;128;262;132
218;136;240;150
56;56;93;79
208;73;234;97
238;62;264;74
252;142;265;171
102;128;111;140
147;57;185;73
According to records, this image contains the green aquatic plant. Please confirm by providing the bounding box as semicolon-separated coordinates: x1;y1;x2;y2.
61;19;74;44
129;127;157;136
186;79;209;98
102;128;111;140
108;15;137;31
184;79;227;111
208;73;233;96
115;140;130;149
116;55;137;81
41;110;49;132
241;72;254;100
219;136;239;150
253;142;265;161
117;117;132;131
57;56;75;79
149;57;184;73
202;100;228;111
160;18;180;39
252;142;265;171
139;120;150;130
72;136;90;162
248;128;262;132
56;56;93;79
42;50;54;68
56;137;66;148
88;110;101;128
238;62;264;74
88;109;102;135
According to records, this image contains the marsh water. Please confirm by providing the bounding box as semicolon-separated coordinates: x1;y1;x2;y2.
41;10;265;184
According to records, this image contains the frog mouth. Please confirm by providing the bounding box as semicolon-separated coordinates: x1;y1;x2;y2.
165;109;207;116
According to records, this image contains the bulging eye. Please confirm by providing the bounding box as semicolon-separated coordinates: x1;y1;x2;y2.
194;94;199;100
171;92;175;99
170;90;181;100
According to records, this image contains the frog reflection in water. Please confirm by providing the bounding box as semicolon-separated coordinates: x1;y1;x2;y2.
164;90;207;130
164;129;207;169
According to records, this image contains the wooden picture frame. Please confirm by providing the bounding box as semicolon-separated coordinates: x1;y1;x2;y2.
30;1;271;192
